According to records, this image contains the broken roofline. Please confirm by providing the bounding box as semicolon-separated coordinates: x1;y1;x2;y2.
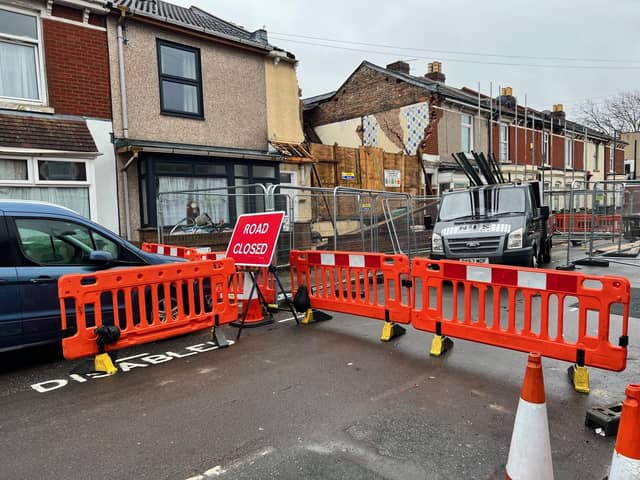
303;61;618;144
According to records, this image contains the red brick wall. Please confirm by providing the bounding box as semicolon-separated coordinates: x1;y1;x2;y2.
306;66;430;126
551;135;564;169
574;140;584;170
42;18;111;119
615;148;624;174
51;4;83;22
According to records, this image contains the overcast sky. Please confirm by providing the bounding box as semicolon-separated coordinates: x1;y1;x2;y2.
173;0;639;119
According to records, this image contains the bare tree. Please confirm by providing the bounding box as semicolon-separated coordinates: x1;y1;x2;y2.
579;91;640;134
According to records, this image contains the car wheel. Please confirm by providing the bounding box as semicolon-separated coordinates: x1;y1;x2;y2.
157;296;179;323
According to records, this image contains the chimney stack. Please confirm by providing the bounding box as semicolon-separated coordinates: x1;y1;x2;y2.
425;61;445;83
386;60;410;75
499;86;517;110
550;103;566;125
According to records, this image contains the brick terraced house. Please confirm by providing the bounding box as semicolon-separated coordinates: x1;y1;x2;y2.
0;0;118;230
304;60;625;196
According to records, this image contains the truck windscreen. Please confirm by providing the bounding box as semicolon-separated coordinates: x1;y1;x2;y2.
439;188;526;221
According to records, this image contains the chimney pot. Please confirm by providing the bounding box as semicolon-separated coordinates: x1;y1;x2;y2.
425;61;445;83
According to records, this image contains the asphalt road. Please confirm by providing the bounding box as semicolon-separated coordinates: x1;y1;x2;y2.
1;246;638;480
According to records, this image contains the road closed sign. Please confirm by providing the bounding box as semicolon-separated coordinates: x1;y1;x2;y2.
225;211;285;267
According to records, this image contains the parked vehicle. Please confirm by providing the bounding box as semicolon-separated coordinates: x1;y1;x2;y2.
430;182;553;266
0;200;182;353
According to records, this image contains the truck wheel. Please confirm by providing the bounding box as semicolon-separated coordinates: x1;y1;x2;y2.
542;241;551;264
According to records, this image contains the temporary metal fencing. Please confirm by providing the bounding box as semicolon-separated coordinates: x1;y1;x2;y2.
554;180;640;267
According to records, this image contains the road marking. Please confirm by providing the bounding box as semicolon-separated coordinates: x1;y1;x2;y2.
278;316;297;323
187;446;275;479
30;340;235;394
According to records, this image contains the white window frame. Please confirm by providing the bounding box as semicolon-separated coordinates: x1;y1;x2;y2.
0;156;96;218
542;132;550;166
499;123;509;162
565;137;574;169
461;113;473;152
0;4;47;105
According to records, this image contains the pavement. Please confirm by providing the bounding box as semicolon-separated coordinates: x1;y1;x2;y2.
0;244;638;480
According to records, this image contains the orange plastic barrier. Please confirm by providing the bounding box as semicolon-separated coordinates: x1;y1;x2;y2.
289;250;412;324
411;258;630;371
140;241;208;259
554;213;593;233
59;259;238;360
142;242;275;320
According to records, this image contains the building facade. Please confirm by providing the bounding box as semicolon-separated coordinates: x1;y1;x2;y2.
107;0;304;241
303;61;625;197
0;0;118;230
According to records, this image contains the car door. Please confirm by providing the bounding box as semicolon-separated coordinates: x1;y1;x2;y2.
10;215;140;343
0;210;23;349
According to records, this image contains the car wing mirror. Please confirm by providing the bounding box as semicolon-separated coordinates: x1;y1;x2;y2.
89;250;114;266
423;215;433;229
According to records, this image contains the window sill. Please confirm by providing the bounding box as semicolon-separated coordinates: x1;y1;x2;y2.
0;101;55;115
160;110;205;121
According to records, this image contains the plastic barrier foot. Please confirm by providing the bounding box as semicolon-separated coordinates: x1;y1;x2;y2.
210;326;229;348
301;309;332;325
380;322;406;342
94;353;117;375
430;335;453;357
568;364;590;394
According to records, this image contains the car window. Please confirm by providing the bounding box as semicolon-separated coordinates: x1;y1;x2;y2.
15;218;120;266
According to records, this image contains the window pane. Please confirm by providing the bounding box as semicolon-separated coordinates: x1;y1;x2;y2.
38;160;86;181
16;218;95;265
155;162;193;175
234;164;249;177
253;165;275;178
195;164;226;176
160;44;197;80
0;186;90;217
161;80;200;114
91;230;119;259
158;176;228;226
0;9;38;39
0;158;27;180
0;41;38;100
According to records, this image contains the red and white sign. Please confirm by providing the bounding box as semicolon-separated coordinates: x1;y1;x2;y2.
225;211;285;267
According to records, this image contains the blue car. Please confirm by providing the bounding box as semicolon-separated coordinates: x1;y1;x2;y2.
0;200;179;352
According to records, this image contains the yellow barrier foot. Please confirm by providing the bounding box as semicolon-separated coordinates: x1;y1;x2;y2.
94;353;117;375
430;335;454;357
267;303;280;313
302;309;332;325
210;326;229;348
568;364;590;394
380;322;406;342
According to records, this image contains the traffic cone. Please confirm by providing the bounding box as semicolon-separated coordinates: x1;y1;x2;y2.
607;384;640;479
505;352;554;480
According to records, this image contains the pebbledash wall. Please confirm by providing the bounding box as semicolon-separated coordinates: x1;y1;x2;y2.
0;1;118;231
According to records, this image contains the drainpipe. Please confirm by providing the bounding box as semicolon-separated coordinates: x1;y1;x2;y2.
117;6;129;139
117;6;131;239
121;148;140;240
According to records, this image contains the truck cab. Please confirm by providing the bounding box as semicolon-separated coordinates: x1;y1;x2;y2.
431;182;552;266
